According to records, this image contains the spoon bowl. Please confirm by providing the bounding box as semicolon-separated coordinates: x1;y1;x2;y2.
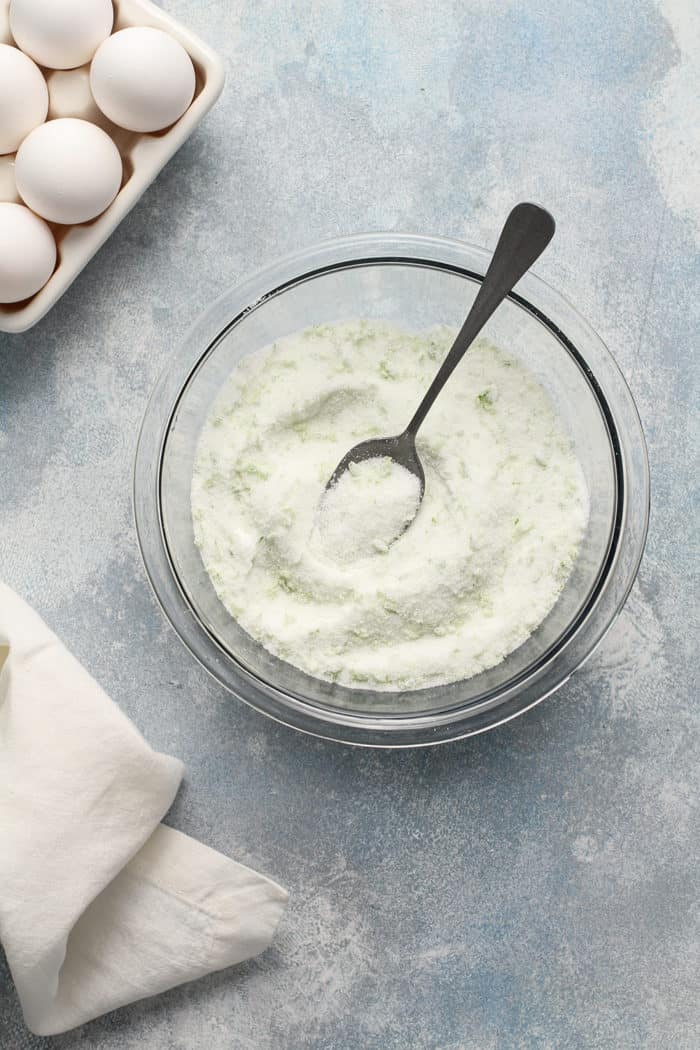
326;431;425;500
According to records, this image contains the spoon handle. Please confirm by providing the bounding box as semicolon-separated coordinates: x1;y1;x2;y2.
406;202;555;436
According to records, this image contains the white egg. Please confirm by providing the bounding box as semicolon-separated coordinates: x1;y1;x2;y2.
15;118;122;224
0;43;48;155
10;0;113;70
0;201;56;303
90;27;196;133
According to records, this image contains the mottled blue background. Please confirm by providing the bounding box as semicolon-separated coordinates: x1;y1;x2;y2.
1;1;698;1047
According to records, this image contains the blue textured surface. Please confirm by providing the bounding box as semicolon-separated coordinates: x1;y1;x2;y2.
1;1;698;1047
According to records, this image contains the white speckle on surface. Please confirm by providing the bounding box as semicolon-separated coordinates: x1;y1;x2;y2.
572;834;599;863
643;0;700;242
593;587;667;720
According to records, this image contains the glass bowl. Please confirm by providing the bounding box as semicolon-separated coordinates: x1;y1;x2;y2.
134;233;649;747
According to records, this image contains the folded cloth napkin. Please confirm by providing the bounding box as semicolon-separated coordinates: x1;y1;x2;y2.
0;582;288;1036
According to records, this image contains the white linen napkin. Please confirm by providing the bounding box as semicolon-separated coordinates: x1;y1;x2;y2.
0;582;288;1036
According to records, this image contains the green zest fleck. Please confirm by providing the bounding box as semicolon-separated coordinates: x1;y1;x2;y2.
477;390;494;409
378;592;400;615
556;558;572;581
241;463;270;480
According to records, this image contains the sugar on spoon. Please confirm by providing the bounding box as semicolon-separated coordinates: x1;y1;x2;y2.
324;203;556;532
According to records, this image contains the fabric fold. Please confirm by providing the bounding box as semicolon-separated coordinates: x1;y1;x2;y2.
0;583;287;1036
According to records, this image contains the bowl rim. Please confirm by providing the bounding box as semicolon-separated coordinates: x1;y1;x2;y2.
133;231;650;747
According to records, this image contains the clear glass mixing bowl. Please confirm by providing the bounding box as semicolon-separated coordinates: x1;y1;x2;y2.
134;233;649;747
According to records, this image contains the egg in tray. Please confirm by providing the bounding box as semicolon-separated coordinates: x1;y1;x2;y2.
0;0;224;332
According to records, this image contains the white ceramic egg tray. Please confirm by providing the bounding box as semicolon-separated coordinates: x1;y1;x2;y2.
0;0;224;333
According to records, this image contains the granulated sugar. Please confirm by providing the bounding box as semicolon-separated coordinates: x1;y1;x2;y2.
191;321;589;691
313;457;421;562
